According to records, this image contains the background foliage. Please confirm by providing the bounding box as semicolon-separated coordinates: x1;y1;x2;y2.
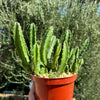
0;0;100;99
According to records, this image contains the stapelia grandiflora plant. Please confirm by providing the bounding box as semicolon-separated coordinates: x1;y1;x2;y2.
13;22;89;78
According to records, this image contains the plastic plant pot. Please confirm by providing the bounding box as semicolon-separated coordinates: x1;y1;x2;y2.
31;74;77;100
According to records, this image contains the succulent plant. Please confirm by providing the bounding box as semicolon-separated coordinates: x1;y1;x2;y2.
13;22;89;78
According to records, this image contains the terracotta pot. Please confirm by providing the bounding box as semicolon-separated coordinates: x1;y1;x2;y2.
31;74;77;100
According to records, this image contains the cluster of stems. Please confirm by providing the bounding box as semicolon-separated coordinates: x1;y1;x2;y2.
13;22;89;77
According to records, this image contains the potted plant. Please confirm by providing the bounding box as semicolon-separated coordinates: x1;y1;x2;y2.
13;22;89;100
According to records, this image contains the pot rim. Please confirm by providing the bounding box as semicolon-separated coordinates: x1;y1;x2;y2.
31;73;77;80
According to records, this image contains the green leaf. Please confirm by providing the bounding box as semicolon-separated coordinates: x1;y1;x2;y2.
40;26;54;65
64;29;71;45
47;35;56;59
32;44;40;75
78;59;84;70
58;41;69;74
13;22;31;72
51;43;61;69
30;23;36;55
79;39;89;57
